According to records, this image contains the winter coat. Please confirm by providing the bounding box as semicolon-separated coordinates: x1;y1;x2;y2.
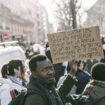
75;70;90;94
82;81;105;105
0;77;26;105
24;74;77;105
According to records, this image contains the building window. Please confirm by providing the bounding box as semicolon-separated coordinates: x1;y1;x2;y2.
37;14;39;18
5;26;10;30
37;21;40;25
0;25;3;29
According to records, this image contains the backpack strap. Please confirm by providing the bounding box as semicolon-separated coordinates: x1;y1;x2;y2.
86;86;93;96
10;89;20;99
10;90;15;99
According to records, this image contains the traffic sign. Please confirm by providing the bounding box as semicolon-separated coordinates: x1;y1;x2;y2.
2;34;9;40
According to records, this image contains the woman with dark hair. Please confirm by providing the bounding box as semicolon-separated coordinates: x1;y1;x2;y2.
75;60;90;94
1;64;8;78
82;62;105;105
1;59;27;87
0;58;26;105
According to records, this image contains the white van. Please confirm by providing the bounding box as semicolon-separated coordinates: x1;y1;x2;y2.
0;46;26;71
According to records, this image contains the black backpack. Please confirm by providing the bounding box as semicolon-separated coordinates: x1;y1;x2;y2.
8;89;45;105
64;86;93;105
64;94;93;105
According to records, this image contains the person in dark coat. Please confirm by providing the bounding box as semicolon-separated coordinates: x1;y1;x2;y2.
75;60;90;94
82;62;105;105
24;54;78;105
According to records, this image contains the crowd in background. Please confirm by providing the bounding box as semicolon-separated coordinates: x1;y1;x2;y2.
0;42;105;105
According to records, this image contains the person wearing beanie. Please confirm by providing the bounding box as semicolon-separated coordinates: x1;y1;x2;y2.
91;63;105;81
82;62;105;105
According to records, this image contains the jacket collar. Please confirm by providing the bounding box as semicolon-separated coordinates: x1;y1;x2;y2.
29;75;63;105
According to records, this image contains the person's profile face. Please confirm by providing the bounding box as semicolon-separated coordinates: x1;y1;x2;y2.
35;59;55;84
14;66;22;78
78;62;84;71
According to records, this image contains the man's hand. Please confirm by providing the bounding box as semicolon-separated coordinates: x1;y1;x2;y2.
69;60;78;76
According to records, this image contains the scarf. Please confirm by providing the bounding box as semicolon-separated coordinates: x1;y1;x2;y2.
7;75;22;86
30;75;63;105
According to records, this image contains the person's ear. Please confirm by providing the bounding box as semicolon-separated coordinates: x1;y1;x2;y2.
32;72;38;78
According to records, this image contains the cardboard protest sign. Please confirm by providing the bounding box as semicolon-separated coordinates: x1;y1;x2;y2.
47;26;104;64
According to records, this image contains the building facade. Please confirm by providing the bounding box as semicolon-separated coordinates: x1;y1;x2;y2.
0;0;54;45
84;0;105;37
0;0;34;45
26;0;54;44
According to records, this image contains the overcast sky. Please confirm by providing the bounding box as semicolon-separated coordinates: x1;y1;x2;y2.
39;0;98;30
39;0;97;23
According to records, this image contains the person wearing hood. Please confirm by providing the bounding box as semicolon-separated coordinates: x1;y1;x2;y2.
82;62;105;105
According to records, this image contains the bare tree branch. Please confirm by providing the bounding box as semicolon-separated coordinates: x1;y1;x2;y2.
54;0;82;30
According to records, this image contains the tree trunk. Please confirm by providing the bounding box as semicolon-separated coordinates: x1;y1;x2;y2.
70;0;77;29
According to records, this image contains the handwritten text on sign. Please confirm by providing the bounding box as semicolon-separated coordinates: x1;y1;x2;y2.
47;26;104;64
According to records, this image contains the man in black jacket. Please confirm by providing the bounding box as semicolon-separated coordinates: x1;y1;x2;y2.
24;54;78;105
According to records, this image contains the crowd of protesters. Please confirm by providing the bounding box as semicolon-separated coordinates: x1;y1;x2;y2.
0;42;105;105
